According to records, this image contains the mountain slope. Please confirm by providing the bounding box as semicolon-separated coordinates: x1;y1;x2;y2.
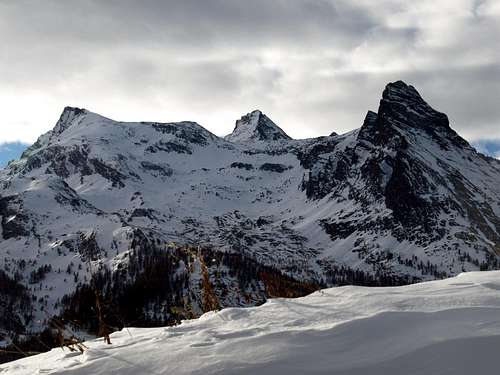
1;81;500;348
3;271;500;375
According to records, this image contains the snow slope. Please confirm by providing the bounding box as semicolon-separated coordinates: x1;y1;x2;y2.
2;271;500;375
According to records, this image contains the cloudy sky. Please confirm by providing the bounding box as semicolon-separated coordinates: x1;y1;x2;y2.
1;0;499;152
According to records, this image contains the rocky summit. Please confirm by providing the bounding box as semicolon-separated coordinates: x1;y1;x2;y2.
1;81;500;357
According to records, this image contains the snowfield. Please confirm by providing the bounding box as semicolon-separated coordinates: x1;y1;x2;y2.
3;271;500;375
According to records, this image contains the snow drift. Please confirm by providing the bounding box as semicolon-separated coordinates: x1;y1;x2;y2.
2;271;500;375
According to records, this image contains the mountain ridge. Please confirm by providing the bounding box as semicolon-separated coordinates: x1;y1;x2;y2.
1;80;500;358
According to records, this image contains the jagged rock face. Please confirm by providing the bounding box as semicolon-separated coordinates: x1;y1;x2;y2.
225;110;292;143
359;81;467;149
301;82;500;252
51;107;87;138
379;81;450;131
1;81;500;344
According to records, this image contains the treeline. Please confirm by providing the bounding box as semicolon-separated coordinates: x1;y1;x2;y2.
59;239;320;336
319;260;420;286
0;269;33;363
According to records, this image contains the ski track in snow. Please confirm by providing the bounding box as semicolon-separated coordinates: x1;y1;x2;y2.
2;271;500;375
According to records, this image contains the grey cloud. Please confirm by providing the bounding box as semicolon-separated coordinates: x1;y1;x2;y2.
0;0;377;96
0;0;498;143
0;0;377;50
409;65;500;139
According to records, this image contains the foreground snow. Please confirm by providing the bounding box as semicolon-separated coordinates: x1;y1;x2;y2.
3;271;500;374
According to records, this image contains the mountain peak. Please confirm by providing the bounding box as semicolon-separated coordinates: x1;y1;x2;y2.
225;110;292;143
382;80;425;104
359;81;453;146
379;80;450;130
52;106;88;136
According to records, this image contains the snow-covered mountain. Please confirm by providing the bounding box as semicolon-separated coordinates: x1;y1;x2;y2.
224;110;291;143
1;80;500;353
3;270;500;375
